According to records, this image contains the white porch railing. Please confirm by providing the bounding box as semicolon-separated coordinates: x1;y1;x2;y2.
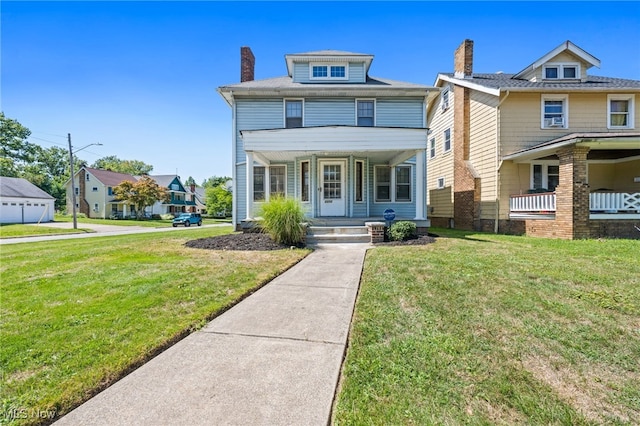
509;192;640;216
589;192;640;213
510;192;556;213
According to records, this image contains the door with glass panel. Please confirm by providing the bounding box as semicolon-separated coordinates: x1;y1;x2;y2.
319;160;346;216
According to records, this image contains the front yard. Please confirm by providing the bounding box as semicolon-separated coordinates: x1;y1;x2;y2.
334;229;639;425
0;227;309;425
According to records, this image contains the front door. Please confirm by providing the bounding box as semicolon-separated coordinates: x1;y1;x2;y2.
319;160;346;216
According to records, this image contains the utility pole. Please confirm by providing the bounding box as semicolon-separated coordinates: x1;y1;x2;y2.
67;134;102;230
68;133;78;229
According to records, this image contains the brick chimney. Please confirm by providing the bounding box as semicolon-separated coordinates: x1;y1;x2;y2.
190;184;196;193
241;46;255;82
454;39;473;79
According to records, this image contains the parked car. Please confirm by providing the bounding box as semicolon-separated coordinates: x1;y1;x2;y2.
172;213;202;227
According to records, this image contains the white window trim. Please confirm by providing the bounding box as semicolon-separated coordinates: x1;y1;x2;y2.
300;160;310;203
441;87;450;112
443;128;452;153
255;164;288;203
309;62;348;81
373;164;412;203
354;160;365;203
542;62;580;80
437;177;445;189
607;94;635;129
530;161;560;190
395;165;412;203
355;98;376;126
541;94;569;129
283;98;304;128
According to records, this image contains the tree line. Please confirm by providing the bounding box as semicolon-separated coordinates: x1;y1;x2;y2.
1;112;232;216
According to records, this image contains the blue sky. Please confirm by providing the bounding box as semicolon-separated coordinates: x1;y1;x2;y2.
2;1;639;184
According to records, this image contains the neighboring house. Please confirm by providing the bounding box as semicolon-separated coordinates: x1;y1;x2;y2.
0;177;55;223
426;40;640;239
218;47;438;231
66;167;138;219
188;184;207;214
148;175;195;216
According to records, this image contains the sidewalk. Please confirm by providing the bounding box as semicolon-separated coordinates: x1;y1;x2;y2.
54;244;368;426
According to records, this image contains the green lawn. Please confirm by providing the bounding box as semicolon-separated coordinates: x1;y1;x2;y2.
334;229;640;425
0;224;94;239
0;227;310;425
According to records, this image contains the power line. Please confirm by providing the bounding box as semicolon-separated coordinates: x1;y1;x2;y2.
31;130;67;139
28;136;68;147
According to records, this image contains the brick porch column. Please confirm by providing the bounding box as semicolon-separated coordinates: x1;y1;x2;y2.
556;146;591;239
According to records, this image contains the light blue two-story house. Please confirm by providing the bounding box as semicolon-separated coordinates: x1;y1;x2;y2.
218;47;438;236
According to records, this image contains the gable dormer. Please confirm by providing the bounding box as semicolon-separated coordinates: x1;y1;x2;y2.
284;50;374;84
513;40;601;83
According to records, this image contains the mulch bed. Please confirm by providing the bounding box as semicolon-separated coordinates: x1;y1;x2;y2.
185;232;437;251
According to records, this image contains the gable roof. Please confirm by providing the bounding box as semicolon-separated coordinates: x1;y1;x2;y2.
84;167;137;187
437;73;640;96
0;177;55;199
149;175;183;189
513;40;601;80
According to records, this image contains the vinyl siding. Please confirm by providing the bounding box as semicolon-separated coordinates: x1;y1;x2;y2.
426;86;455;215
236;99;283;159
305;99;355;126
376;98;424;128
469;90;499;219
499;92;640;156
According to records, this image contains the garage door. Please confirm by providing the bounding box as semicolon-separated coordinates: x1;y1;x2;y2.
0;201;53;223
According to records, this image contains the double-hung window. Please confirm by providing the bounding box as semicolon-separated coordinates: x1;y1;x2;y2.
285;100;303;128
357;100;374;127
355;160;364;202
532;163;559;192
374;165;412;202
395;166;411;202
608;95;635;129
541;95;568;128
254;165;286;201
375;167;391;202
429;138;436;159
443;129;451;152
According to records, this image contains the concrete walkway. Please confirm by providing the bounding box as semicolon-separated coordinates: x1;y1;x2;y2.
55;243;369;426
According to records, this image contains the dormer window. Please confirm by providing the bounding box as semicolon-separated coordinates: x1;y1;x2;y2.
310;63;348;80
543;63;579;80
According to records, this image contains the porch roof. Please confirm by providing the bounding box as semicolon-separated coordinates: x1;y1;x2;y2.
502;132;640;162
240;125;427;164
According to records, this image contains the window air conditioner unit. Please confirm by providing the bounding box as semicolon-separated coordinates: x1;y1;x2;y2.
550;117;564;127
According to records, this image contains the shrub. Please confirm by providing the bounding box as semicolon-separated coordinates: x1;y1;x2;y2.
388;221;417;241
160;214;174;220
259;196;306;245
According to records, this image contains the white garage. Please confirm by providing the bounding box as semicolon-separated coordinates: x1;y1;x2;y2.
0;177;56;224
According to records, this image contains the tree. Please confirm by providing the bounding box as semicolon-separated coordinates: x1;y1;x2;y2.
205;185;232;217
184;176;196;186
22;146;72;210
92;155;153;175
113;175;169;219
0;112;37;176
202;176;231;189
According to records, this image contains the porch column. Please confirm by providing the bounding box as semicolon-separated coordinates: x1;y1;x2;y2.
246;152;254;219
556;146;591;239
414;150;426;220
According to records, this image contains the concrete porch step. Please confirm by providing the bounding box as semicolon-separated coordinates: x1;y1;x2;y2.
306;225;371;244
